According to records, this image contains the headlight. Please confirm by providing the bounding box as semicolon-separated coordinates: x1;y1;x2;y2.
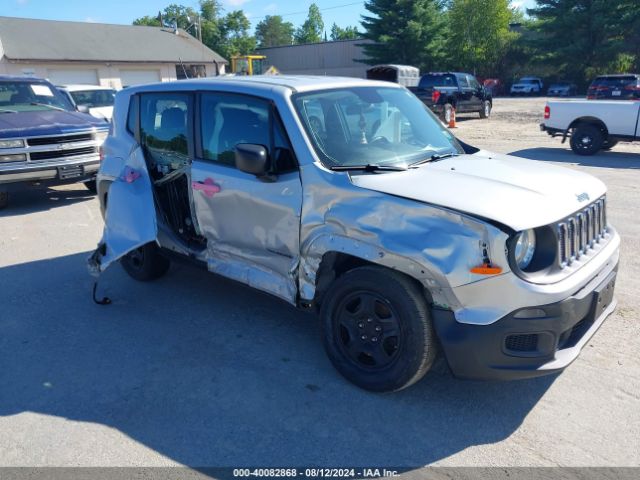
95;130;108;145
514;229;536;270
0;139;25;149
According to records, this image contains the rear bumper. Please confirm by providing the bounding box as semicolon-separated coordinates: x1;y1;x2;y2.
433;266;617;380
0;155;100;187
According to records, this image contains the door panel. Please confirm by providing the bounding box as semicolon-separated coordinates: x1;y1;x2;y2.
91;146;157;273
192;92;302;303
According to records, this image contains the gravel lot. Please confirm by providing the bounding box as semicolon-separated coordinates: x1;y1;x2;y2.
0;97;638;470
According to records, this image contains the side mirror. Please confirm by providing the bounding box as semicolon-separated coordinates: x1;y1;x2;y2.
77;105;90;113
235;143;269;176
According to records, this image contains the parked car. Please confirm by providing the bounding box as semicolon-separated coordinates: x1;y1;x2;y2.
547;82;577;97
540;99;640;155
510;77;544;96
587;74;640;100
482;78;503;97
57;84;116;122
407;72;492;123
90;76;619;392
0;75;109;209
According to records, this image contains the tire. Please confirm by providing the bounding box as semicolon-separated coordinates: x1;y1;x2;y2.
479;100;491;119
441;103;454;125
570;124;604;156
84;180;97;194
602;139;618;151
0;191;7;210
120;242;170;281
320;266;437;392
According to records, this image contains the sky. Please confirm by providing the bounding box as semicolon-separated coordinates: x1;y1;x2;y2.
2;0;537;33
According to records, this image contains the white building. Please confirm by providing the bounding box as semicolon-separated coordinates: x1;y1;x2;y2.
0;16;227;88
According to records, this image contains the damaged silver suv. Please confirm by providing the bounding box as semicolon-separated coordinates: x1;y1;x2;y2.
91;76;620;392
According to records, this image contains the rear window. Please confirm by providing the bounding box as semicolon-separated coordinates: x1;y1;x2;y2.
419;74;456;88
591;76;638;88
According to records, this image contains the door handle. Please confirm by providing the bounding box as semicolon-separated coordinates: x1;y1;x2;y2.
192;178;221;198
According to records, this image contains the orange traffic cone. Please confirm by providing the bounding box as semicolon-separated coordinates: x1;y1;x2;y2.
448;107;457;128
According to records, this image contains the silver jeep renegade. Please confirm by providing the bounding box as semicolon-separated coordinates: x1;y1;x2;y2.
90;76;620;392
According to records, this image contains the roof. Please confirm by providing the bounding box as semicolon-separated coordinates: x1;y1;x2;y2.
124;75;397;95
57;84;117;91
0;16;227;64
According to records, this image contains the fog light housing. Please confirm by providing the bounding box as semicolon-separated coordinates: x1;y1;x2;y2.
0;153;27;162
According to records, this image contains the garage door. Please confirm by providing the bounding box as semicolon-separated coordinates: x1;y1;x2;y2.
47;69;99;86
120;70;161;87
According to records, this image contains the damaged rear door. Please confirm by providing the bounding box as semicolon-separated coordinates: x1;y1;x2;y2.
89;95;158;273
191;92;302;303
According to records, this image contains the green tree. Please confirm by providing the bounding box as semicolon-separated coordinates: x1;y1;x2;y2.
527;0;639;86
294;3;324;44
256;15;295;47
220;10;257;57
330;23;360;41
360;0;447;70
447;0;517;77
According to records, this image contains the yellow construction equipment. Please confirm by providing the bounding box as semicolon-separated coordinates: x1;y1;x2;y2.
231;55;267;76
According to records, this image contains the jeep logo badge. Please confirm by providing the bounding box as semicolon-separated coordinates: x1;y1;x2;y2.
576;192;590;202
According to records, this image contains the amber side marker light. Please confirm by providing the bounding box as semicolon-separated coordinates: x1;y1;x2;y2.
470;264;503;275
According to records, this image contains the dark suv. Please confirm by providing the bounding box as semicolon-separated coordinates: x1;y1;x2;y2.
587;74;640;100
0;76;109;208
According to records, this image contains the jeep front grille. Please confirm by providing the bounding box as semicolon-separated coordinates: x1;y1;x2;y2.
557;197;607;267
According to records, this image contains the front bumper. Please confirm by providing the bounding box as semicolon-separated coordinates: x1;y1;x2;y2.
433;266;617;380
0;155;100;187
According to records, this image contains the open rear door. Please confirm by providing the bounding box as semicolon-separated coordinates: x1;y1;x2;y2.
88;146;157;274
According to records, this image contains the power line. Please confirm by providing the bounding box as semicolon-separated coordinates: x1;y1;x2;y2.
273;1;364;18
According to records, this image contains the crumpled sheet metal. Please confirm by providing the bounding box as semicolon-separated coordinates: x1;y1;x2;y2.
89;146;157;273
297;164;510;311
192;171;302;304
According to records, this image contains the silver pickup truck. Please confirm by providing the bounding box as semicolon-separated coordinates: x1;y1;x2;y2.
90;76;620;392
0;75;109;208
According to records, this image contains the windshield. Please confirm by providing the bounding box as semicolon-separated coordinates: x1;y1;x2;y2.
0;80;72;112
69;89;116;108
520;79;539;84
293;86;464;169
419;74;456;88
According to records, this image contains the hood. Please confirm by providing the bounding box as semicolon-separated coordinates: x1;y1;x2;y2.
349;150;606;231
88;106;114;122
0;110;107;139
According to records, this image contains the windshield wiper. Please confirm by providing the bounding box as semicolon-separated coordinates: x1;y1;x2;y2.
330;164;408;172
410;152;459;167
30;102;67;112
0;109;18;114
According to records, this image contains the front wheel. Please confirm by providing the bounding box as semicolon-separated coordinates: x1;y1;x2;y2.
479;100;491;118
320;266;437;392
570;125;604;156
121;242;170;281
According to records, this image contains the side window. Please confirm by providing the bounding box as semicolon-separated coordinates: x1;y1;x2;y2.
200;93;297;173
140;93;191;176
467;75;480;90
458;75;470;89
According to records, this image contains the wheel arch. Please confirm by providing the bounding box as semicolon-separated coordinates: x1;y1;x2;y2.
568;116;609;138
306;250;436;311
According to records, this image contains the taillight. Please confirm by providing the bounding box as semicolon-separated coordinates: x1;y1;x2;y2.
432;90;441;103
544;105;550;119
